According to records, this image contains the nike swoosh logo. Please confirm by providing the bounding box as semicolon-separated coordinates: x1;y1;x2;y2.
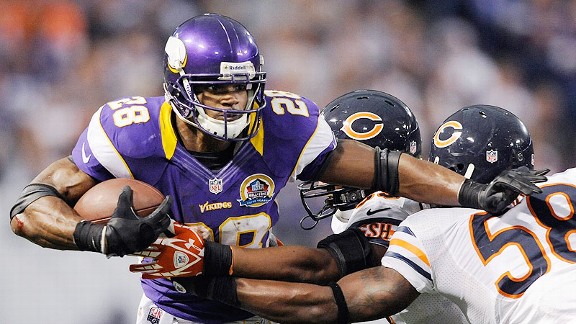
81;142;92;163
366;207;391;216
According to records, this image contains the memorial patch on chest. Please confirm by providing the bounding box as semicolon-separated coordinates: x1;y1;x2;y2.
237;174;275;207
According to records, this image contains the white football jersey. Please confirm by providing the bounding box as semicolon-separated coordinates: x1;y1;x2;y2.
382;168;576;324
336;193;468;324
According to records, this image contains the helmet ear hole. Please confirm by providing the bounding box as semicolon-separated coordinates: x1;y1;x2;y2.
455;163;466;172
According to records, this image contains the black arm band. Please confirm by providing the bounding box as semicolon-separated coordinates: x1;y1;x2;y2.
458;178;483;210
204;240;233;275
10;183;66;220
317;228;372;277
73;220;104;253
373;148;402;196
329;282;349;324
185;276;239;307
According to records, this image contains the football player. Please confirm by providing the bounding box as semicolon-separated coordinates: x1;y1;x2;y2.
9;13;545;324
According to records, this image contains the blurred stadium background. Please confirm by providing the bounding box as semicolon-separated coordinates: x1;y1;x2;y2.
1;0;575;323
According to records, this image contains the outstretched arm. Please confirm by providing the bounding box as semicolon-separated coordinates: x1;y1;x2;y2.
320;139;546;213
174;265;419;324
319;140;463;206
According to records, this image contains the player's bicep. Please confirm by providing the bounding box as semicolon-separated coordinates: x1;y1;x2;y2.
340;266;419;322
31;157;97;203
317;139;375;188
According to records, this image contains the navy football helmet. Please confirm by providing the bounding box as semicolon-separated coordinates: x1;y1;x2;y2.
163;13;266;141
429;105;534;184
299;90;421;229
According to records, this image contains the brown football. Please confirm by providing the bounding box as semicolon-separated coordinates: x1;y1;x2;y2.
74;178;165;224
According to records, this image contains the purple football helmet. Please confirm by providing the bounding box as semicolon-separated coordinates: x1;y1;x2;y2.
163;13;267;141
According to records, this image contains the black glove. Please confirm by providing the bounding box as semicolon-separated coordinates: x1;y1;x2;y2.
458;167;549;214
74;186;172;256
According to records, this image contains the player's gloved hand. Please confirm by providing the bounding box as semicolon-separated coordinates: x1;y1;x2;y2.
73;186;172;257
130;223;205;278
131;222;234;278
458;167;549;214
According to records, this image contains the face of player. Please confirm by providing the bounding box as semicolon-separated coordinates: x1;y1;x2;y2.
195;84;250;120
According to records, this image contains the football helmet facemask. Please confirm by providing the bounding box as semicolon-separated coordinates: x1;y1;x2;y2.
429;105;534;184
163;13;266;141
299;90;422;229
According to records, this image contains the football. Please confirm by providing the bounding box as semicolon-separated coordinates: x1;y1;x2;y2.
74;178;165;224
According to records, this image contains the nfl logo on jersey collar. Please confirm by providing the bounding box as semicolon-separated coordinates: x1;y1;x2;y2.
209;178;223;194
237;174;275;207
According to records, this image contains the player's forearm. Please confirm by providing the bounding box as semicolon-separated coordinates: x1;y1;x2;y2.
234;267;413;323
10;157;95;250
230;245;340;283
318;140;465;206
338;266;419;322
235;278;339;323
11;196;83;249
397;154;463;206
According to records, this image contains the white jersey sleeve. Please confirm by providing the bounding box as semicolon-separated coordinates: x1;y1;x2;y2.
336;193;468;324
382;167;576;324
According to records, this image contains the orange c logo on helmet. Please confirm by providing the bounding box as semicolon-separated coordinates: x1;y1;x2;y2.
433;121;463;148
341;112;384;140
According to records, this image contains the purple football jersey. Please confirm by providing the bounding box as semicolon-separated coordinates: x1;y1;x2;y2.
71;91;336;322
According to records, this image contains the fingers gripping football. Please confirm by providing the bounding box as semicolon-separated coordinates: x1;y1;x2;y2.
105;186;172;256
130;223;205;279
73;185;172;257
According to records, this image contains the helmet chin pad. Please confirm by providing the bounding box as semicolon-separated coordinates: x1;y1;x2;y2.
196;106;250;139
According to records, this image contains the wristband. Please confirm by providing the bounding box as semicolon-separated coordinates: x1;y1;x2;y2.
178;276;239;307
317;228;372;277
373;148;402;196
457;178;484;210
73;220;105;253
329;282;349;324
204;241;233;275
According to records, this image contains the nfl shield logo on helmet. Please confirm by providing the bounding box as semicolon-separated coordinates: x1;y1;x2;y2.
209;178;223;194
486;150;498;163
409;141;417;155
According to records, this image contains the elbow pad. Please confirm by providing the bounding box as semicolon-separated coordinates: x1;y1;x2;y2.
317;228;373;277
373;147;402;196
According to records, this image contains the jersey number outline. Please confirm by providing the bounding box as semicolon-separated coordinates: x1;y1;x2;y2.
266;90;310;117
107;96;151;127
183;213;272;248
470;183;576;298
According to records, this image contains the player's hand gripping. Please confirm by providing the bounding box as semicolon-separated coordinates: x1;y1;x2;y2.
459;166;549;214
73;186;172;257
130;222;205;279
